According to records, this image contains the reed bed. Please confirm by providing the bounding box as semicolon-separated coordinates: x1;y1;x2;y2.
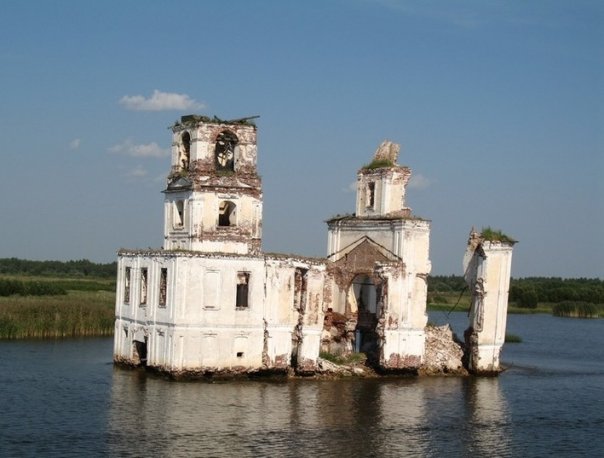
552;301;602;318
0;290;115;339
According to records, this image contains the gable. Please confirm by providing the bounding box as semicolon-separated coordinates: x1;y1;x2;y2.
330;237;400;274
164;176;193;192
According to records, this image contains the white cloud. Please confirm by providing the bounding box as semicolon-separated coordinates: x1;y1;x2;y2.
69;138;81;150
119;89;204;111
108;139;169;158
408;173;432;190
126;166;148;178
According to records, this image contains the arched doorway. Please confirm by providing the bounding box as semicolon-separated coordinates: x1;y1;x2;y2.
350;274;379;356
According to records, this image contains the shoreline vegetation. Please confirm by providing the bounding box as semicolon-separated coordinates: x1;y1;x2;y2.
0;258;602;339
0;258;116;339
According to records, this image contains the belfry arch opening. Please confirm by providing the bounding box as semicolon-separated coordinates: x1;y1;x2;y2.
218;200;236;227
215;130;238;171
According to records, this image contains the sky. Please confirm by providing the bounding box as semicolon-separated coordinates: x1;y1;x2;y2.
0;0;602;278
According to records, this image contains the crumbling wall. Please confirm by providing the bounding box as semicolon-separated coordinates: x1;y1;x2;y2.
375;263;425;372
295;266;327;374
463;230;515;375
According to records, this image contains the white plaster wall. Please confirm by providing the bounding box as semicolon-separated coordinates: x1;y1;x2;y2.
298;329;323;365
377;266;425;368
328;219;430;265
164;190;262;254
473;243;513;347
381;329;425;364
264;262;297;325
115;252;328;373
356;169;410;217
466;241;514;373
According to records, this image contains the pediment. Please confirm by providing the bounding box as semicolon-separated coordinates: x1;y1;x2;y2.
329;236;401;273
165;176;193;192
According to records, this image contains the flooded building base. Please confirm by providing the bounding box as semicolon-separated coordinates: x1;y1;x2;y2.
113;115;515;378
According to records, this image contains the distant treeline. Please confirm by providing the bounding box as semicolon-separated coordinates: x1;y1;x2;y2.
0;258;117;278
429;275;604;309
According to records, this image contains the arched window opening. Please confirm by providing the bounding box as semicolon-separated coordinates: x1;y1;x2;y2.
215;131;238;171
218;200;236;227
180;131;191;169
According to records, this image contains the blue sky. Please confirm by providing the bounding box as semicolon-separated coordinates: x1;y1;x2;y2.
0;0;602;278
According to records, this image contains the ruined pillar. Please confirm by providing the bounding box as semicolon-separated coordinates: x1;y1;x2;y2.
377;263;427;372
463;229;515;375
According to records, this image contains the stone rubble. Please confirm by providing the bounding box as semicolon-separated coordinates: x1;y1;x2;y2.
419;325;467;376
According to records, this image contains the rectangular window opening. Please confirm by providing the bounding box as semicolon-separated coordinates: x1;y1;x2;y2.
124;267;131;304
367;182;376;209
140;268;148;306
236;352;244;358
159;268;167;307
173;200;185;228
236;272;250;309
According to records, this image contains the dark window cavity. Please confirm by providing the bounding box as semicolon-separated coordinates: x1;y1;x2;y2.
367;182;375;209
181;131;191;169
218;200;236;227
124;267;131;304
236;272;250;308
140;268;148;305
159;268;167;307
215;131;238;171
174;200;185;228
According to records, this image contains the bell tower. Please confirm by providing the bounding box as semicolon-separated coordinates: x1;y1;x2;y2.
163;115;262;255
355;141;412;218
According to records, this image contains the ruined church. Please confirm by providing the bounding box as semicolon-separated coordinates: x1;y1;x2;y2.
114;115;514;377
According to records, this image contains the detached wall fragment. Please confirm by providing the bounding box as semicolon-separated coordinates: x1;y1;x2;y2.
463;229;516;375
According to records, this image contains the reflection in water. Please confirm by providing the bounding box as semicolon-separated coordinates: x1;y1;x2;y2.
2;318;603;457
107;370;512;457
465;378;511;456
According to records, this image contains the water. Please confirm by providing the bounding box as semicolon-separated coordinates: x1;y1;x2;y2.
1;313;602;457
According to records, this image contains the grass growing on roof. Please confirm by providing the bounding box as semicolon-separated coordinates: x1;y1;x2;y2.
362;158;394;170
481;227;516;244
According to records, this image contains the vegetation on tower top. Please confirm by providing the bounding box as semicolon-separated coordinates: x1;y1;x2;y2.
362;158;395;170
480;227;516;244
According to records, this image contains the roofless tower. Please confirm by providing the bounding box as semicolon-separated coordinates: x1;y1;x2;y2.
164;115;262;255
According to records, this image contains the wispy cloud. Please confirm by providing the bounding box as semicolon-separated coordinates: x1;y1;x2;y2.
108;139;169;158
367;0;552;29
119;89;204;111
368;0;482;28
126;165;148;178
69;138;81;150
408;173;432;190
342;181;357;193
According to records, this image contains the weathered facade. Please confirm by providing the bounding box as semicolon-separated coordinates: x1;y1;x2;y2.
324;141;431;370
463;230;515;375
114;115;514;378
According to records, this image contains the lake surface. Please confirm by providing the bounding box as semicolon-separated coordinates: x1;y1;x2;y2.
1;313;603;457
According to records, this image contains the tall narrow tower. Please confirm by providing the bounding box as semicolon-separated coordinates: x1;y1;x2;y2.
163;115;262;255
463;229;515;375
